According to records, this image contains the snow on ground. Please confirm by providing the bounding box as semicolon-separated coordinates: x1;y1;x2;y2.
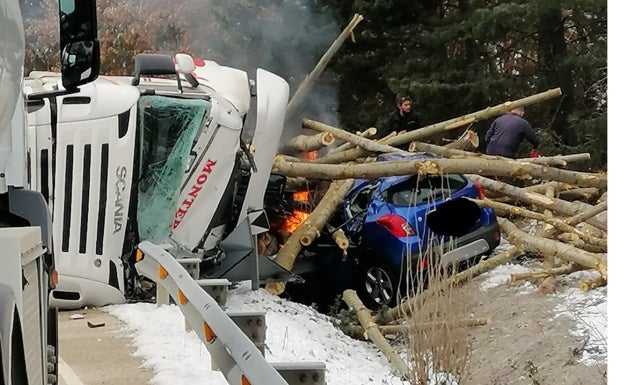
478;263;608;365
104;261;608;385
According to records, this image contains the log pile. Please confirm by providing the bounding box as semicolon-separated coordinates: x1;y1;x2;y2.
260;86;608;379
263;86;607;305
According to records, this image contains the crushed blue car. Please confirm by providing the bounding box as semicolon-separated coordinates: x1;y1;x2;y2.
283;152;501;310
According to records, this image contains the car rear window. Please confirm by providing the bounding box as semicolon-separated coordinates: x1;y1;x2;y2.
385;174;468;206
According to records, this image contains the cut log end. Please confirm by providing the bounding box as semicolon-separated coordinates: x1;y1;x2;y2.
579;277;606;292
265;281;286;295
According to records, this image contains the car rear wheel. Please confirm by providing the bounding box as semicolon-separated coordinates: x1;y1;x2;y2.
358;257;400;309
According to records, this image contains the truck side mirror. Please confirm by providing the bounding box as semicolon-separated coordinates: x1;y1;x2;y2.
59;0;100;89
61;40;100;89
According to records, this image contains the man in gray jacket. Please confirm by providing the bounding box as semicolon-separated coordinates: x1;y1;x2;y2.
485;106;539;158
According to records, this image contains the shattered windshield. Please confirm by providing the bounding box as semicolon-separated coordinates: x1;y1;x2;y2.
136;95;210;243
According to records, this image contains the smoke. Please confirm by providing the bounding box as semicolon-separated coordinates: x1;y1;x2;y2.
177;0;342;141
20;0;343;142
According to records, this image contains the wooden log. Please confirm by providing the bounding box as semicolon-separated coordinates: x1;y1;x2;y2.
483;192;606;241
274;154;301;163
328;127;377;155
516;153;591;167
597;191;607;204
557;187;601;202
394;318;490;334
452;247;523;286
265;179;354;295
564;201;607;226
346;318;490;337
287;132;334;152
579;276;607;292
558;236;606;254
274;157;607;189
509;263;586;283
298;179;354;246
522;181;563;194
490;181;562;203
303;118;409;157
409;141;590;169
538;184;557;270
473;198;607;251
342;289;410;378
498;218;607;280
285;176;315;191
286;14;364;120
469;176;607;231
329;226;349;254
443;129;479;151
358;127;378;138
537;276;557;295
319;88;562;164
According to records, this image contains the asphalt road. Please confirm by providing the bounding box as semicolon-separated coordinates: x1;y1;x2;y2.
57;307;153;385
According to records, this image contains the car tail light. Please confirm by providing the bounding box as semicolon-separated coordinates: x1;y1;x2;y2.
474;181;486;199
493;231;500;241
376;214;415;237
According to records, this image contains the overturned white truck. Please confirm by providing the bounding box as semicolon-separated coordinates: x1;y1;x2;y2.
25;53;294;309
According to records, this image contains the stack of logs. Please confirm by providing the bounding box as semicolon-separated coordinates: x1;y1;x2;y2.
266;87;607;296
262;87;608;375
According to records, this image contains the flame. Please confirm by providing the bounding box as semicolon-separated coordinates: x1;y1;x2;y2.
293;190;309;201
300;151;317;161
284;209;310;234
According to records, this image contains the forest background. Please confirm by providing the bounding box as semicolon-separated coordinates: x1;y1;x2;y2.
20;0;608;170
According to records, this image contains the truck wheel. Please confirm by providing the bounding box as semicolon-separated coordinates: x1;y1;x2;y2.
47;345;57;384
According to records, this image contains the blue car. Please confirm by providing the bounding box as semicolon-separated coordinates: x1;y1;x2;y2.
341;153;501;307
287;152;500;310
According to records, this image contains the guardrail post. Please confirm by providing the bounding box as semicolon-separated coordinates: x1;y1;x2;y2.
177;258;201;331
196;278;229;308
228;312;266;356
273;362;326;385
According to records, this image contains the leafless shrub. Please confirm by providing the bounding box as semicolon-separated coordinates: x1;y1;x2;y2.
400;246;470;384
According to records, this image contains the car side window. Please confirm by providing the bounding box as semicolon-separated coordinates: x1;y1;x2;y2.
346;182;380;218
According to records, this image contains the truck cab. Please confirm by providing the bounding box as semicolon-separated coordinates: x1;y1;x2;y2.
25;53;289;309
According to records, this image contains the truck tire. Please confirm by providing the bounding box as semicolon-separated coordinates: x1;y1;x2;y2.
47;307;59;384
47;345;57;384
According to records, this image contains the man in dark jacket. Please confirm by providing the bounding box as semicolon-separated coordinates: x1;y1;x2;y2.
381;96;420;138
485;106;539;158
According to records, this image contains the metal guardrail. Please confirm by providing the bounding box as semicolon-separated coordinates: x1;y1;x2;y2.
135;240;290;385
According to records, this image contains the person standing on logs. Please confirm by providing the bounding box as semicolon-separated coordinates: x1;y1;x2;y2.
485;106;540;159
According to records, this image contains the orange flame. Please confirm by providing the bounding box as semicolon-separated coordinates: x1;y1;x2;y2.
300;151;317;161
284;209;310;234
293;190;309;201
